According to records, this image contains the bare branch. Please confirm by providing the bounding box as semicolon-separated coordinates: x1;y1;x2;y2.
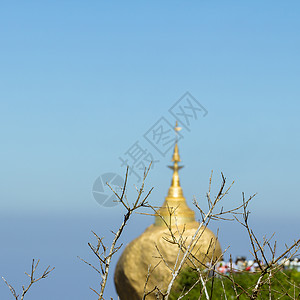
2;259;54;300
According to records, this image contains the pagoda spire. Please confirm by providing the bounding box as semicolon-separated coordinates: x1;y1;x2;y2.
167;122;184;198
155;122;195;226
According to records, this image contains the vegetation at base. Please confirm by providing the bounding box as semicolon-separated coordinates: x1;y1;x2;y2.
170;267;300;299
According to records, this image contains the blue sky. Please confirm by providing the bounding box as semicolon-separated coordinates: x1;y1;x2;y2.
0;1;300;299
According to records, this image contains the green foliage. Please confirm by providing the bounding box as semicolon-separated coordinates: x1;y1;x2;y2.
170;267;300;299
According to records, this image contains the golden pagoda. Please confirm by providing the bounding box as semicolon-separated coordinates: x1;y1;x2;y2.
114;124;222;299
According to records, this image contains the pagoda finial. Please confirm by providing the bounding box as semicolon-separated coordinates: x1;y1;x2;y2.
172;121;182;162
168;122;183;196
154;121;195;226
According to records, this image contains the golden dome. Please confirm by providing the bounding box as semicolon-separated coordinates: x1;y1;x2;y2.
114;132;222;299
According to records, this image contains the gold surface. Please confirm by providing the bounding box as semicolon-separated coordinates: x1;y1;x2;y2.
114;223;221;300
114;125;222;299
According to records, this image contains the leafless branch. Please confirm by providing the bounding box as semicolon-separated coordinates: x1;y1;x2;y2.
2;259;54;300
81;164;153;299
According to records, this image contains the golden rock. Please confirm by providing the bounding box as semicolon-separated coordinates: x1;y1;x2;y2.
114;132;222;299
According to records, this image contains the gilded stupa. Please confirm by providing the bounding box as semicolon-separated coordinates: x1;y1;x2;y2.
114;123;222;299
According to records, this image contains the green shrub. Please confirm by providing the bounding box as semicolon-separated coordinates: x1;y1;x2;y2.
170;267;300;299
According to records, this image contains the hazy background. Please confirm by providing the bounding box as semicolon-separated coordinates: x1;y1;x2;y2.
0;1;299;299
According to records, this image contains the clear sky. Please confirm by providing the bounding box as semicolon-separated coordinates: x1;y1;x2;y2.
0;1;300;299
